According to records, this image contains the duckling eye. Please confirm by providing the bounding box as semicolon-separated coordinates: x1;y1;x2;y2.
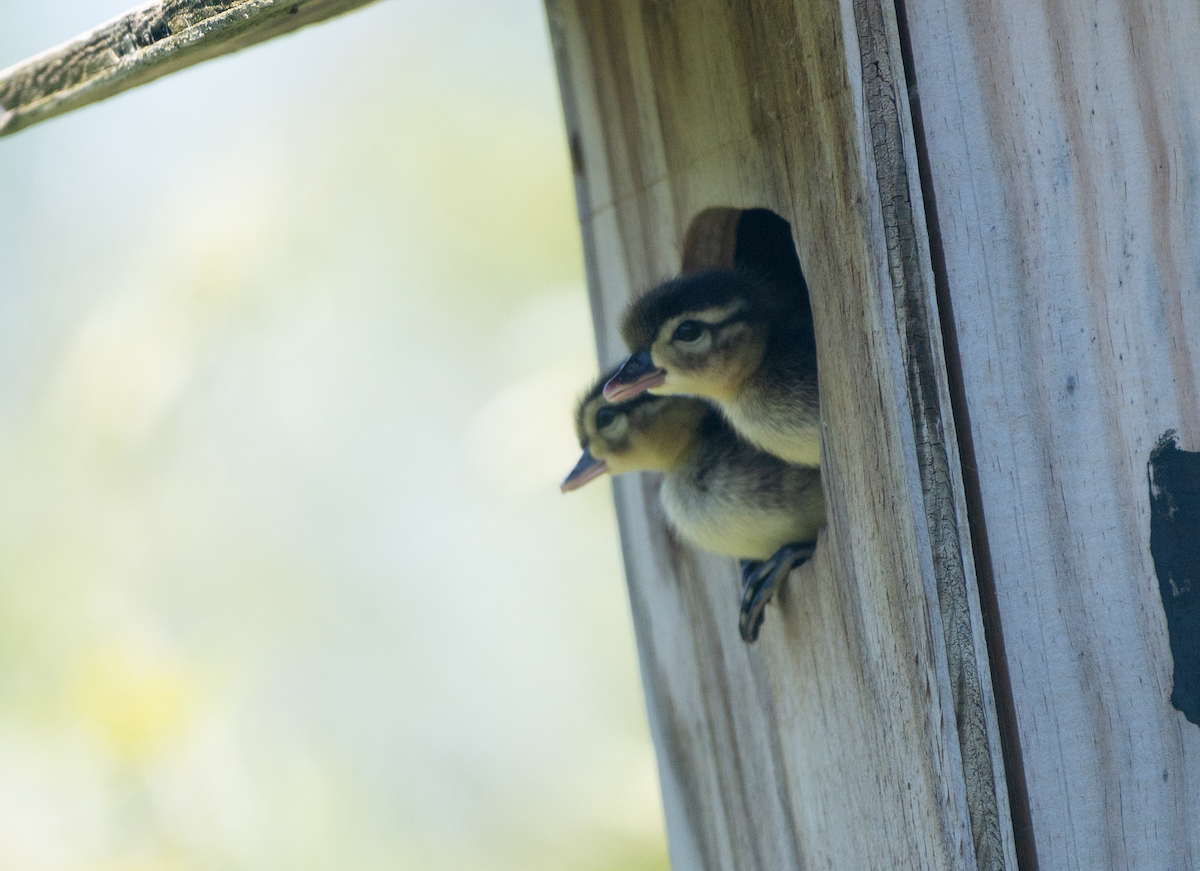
595;406;619;429
672;320;706;343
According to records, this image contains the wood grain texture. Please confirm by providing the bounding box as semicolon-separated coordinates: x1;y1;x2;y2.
903;0;1200;866
0;0;380;137
546;1;1018;868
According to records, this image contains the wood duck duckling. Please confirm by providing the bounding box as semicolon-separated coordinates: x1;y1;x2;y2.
562;370;825;641
603;269;820;468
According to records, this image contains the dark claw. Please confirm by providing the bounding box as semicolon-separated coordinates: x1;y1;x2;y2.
738;543;816;643
738;559;763;585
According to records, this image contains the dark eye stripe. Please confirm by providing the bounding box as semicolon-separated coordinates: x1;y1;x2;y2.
689;313;742;332
610;393;656;415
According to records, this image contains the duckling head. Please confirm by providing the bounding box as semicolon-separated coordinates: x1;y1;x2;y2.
561;370;710;492
604;270;793;404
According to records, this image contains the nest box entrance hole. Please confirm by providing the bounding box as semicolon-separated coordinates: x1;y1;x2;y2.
681;207;813;324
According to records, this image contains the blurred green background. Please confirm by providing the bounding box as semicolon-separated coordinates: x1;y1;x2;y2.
0;2;668;869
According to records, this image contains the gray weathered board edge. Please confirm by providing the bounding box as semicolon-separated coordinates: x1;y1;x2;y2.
0;0;381;138
849;0;1018;866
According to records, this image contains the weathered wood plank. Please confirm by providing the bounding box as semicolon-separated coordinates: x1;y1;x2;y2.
547;0;1018;868
0;0;380;137
903;0;1200;866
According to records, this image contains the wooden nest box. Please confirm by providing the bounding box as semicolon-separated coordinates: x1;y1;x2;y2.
546;1;1200;869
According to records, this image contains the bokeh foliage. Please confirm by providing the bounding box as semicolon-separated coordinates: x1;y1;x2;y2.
0;2;669;869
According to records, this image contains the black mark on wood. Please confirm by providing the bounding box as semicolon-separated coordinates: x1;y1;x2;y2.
1148;430;1200;726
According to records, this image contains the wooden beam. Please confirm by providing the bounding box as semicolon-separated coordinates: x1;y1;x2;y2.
546;1;1018;868
0;0;381;138
903;0;1200;865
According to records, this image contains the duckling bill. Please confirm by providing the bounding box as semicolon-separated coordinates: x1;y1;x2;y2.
564;369;825;641
561;449;607;492
604;269;820;468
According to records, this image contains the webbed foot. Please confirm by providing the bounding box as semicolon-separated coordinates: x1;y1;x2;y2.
738;543;816;643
